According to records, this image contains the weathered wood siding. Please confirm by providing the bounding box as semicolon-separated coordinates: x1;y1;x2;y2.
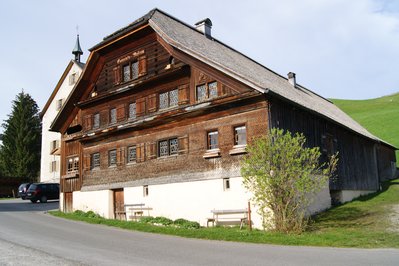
269;98;379;191
377;144;397;181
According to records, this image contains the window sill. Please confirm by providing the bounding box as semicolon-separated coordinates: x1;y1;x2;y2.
157;154;178;160
229;145;247;155
203;149;221;159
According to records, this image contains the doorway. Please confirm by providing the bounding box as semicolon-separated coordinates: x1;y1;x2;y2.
113;189;125;220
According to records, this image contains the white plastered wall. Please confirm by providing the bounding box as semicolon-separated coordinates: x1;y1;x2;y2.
73;177;264;228
339;190;376;204
69;176;334;229
73;190;114;218
306;179;332;215
40;62;82;183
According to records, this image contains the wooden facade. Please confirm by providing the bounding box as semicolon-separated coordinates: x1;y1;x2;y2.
52;9;396;215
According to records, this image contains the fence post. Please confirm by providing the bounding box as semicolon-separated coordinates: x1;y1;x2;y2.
248;201;252;231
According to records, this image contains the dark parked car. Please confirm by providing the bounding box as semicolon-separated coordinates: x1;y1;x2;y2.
17;183;31;200
26;183;59;203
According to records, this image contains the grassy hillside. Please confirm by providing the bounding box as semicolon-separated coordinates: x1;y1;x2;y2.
332;93;399;165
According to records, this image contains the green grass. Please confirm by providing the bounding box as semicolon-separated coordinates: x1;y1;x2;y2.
0;197;15;200
50;179;399;248
332;93;399;165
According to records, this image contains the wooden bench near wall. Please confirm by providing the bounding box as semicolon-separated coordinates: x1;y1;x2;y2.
207;208;251;230
124;203;153;221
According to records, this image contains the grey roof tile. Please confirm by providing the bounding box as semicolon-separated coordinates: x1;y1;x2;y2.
148;9;394;147
86;8;394;148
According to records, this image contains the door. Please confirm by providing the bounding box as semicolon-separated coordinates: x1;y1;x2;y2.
113;189;125;220
64;192;73;213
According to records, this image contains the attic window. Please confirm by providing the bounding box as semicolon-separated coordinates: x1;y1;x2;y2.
196;81;218;102
114;51;146;86
122;61;139;82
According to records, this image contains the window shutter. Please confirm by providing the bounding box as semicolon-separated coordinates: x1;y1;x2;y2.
113;66;121;85
136;143;146;163
49;162;53;173
146;142;157;160
84;115;92;131
116;147;124;166
116;104;126;122
178;135;189;154
56;161;59;172
136;97;146;117
83;154;90;171
178;84;189;105
56;140;60;149
138;55;147;77
147;94;157;113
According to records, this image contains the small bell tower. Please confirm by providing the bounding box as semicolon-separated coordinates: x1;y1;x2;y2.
72;34;83;62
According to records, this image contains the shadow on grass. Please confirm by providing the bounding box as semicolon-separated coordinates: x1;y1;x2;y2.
310;179;399;231
353;180;399;203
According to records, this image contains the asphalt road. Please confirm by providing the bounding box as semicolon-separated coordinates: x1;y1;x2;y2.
1;199;398;266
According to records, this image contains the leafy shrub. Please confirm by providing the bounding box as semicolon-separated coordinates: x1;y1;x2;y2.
173;218;200;229
139;216;155;223
86;211;101;218
173;218;190;225
73;210;101;219
153;216;173;226
74;210;86;216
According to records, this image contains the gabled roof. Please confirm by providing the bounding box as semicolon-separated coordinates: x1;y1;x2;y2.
40;60;85;119
53;8;395;149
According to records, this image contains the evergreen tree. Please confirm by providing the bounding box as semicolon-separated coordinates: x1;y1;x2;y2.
0;91;41;181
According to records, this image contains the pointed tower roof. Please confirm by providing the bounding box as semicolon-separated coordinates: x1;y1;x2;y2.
72;34;83;62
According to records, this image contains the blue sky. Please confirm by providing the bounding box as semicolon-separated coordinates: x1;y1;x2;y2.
0;0;398;130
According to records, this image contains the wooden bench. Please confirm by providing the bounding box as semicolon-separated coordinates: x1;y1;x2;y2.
124;203;153;221
209;209;249;229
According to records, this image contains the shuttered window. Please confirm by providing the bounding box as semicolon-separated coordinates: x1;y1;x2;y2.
66;157;79;173
159;89;178;110
122;61;139;82
91;153;100;169
108;149;117;167
127;146;137;163
110;108;117;124
158;138;179;157
129;103;136;119
93;113;100;129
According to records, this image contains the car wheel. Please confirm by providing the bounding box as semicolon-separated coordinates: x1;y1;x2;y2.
21;196;26;200
40;196;47;203
30;199;37;203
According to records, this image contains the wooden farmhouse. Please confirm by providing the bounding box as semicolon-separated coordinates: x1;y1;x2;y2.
50;9;397;227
